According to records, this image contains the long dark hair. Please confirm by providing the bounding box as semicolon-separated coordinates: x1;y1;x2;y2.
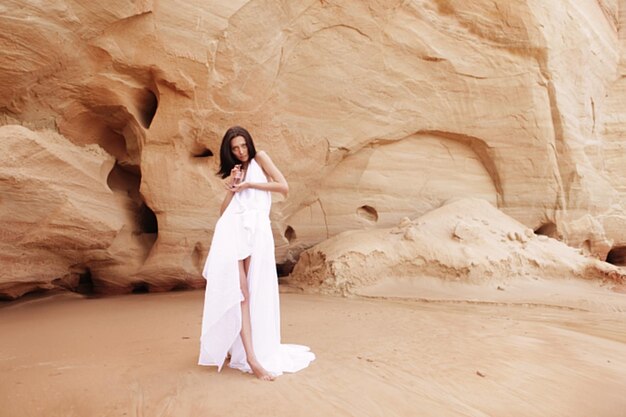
217;126;257;179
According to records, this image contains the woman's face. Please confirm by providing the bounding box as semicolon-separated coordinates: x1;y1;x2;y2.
230;135;249;163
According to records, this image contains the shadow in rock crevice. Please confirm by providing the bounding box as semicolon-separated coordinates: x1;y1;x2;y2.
284;225;297;243
75;268;94;295
276;261;296;278
106;162;158;257
192;148;214;158
357;205;378;223
138;88;158;129
131;281;150;294
606;246;626;267
535;222;559;239
137;202;158;234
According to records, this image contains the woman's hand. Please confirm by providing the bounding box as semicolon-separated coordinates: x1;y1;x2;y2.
230;181;250;193
224;165;243;192
231;165;243;180
223;180;236;193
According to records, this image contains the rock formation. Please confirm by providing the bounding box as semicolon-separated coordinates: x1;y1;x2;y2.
0;125;184;298
288;198;626;295
2;1;626;298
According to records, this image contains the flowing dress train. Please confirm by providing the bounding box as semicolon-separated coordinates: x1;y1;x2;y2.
198;157;315;376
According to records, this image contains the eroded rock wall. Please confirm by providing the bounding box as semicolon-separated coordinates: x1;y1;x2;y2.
2;0;626;297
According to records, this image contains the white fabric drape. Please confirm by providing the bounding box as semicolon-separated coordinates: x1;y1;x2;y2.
198;158;315;376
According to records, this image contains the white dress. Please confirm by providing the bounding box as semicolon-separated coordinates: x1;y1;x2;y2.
198;157;315;376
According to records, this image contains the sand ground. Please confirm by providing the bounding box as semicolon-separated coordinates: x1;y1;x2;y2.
1;279;626;417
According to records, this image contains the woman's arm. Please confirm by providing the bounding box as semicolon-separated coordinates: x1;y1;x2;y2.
219;189;235;216
234;151;289;197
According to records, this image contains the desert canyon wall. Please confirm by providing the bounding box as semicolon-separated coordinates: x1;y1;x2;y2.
2;0;626;299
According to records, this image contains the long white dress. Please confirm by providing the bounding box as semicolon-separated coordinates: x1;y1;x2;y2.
198;157;315;376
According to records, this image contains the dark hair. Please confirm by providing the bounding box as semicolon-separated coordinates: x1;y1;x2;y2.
217;126;257;179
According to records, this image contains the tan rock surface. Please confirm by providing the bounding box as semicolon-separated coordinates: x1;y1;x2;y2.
0;125;175;299
2;1;626;295
0;125;115;298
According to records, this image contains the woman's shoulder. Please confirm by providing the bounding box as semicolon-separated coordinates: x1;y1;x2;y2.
253;150;272;166
252;151;274;179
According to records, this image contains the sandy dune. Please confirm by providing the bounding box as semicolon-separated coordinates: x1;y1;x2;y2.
1;284;626;417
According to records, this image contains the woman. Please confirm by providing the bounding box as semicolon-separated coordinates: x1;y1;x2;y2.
198;126;315;381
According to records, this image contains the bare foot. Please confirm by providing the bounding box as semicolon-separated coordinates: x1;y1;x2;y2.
249;360;275;381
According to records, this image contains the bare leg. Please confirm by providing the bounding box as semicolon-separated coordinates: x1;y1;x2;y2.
238;257;274;381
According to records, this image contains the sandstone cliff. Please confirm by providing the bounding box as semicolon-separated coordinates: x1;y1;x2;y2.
2;0;626;298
